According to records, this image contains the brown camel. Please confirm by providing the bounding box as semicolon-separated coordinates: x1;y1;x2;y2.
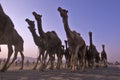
0;4;24;72
25;19;46;70
58;7;86;71
32;12;62;69
101;44;107;67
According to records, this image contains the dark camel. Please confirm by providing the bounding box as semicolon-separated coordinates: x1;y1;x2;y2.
0;4;24;72
25;19;46;70
32;12;62;69
88;32;100;68
101;44;107;67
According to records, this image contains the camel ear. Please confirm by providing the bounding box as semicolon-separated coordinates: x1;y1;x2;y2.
40;15;42;17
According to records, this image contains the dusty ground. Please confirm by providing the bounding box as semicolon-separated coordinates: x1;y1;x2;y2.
0;64;120;80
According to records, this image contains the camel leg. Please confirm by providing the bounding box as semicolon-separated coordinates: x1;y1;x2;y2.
67;56;71;69
0;45;13;72
81;47;86;71
92;56;96;69
19;51;24;70
33;47;42;70
56;53;61;69
6;50;18;70
104;59;107;68
65;57;70;69
57;49;63;69
37;49;45;71
45;53;51;69
49;53;54;70
33;53;41;70
72;46;80;71
64;56;67;69
44;51;48;68
45;53;54;70
42;50;46;69
51;54;55;70
56;54;59;69
70;53;74;70
39;53;45;71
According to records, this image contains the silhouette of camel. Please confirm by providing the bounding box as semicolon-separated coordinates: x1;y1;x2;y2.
58;7;86;71
25;19;46;70
101;44;107;67
88;32;100;68
32;12;62;69
0;4;24;72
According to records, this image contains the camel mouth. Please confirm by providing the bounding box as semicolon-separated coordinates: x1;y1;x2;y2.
32;12;42;17
25;18;29;22
28;26;30;28
32;11;36;15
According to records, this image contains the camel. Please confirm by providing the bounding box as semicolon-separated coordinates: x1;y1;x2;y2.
32;12;62;69
58;7;86;71
88;32;100;68
101;44;107;67
0;4;24;72
25;19;46;70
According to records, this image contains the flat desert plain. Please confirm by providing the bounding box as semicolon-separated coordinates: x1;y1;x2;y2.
0;64;120;80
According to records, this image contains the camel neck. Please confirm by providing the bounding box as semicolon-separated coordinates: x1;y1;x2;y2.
65;40;68;49
29;29;40;46
62;18;72;39
89;33;93;48
102;48;105;52
37;20;45;38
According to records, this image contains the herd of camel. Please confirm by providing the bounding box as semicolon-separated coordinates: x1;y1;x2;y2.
0;4;107;72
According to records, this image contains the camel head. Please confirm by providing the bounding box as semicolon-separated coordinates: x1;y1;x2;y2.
102;44;105;49
89;31;92;38
25;18;36;31
32;11;42;21
57;7;68;18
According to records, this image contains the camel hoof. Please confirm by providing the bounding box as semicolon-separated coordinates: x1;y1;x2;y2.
19;67;23;70
50;67;54;70
56;66;60;70
0;69;6;72
32;66;37;70
70;70;74;72
0;67;8;72
104;65;108;68
70;69;76;72
38;68;44;72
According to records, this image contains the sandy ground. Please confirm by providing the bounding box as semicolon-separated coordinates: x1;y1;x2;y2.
0;64;120;80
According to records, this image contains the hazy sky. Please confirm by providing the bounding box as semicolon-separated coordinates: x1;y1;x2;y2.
0;0;120;62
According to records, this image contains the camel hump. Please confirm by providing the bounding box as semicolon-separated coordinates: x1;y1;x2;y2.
71;30;81;39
